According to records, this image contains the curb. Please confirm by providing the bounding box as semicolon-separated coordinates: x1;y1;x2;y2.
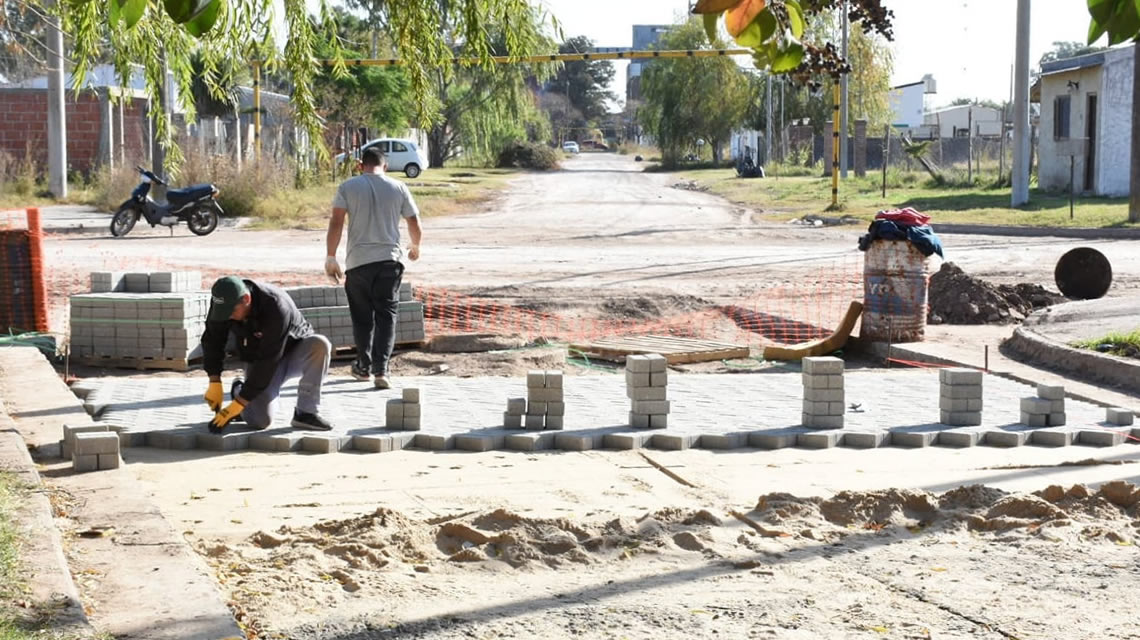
933;223;1140;240
0;413;92;634
1005;324;1140;395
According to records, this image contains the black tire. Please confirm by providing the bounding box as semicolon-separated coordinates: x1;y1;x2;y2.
187;205;219;236
110;207;138;237
404;163;421;178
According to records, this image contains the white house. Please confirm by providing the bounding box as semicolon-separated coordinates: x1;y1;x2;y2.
924;104;1003;138
888;74;937;129
1037;44;1134;196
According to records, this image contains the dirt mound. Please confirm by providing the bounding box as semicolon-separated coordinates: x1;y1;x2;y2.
599;294;711;321
927;262;1065;325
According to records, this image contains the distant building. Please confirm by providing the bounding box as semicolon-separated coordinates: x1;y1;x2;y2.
1037;43;1134;196
888;74;937;130
626;25;673;102
924;104;1002;138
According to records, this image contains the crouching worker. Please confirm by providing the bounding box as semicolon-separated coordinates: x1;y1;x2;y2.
201;276;334;433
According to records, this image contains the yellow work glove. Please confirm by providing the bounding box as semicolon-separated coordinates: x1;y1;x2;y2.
204;381;224;412
208;401;243;434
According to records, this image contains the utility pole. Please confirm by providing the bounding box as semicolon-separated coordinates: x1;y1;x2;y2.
1131;42;1139;223
47;3;67;198
765;73;773;166
839;0;849;178
1011;0;1031;206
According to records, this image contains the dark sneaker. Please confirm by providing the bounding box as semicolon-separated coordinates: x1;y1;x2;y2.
350;363;373;382
291;409;333;431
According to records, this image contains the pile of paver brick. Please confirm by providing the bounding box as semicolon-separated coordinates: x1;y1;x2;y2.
802;356;844;429
70;271;209;363
503;370;565;430
939;368;984;426
286;283;426;350
1021;384;1065;426
626;354;669;429
62;423;121;472
1106;407;1134;426
385;388;422;430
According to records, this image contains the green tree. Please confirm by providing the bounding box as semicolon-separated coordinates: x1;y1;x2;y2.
552;36;616;125
640;18;751;168
1038;40;1106;68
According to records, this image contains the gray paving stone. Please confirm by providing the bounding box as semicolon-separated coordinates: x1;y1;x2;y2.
353;433;393;453
147;429;198;450
798;431;840;449
455;433;508;452
1037;384;1065;400
1020;397;1052;414
1048;413;1067;427
698;432;750;450
749;429;801;450
73;453;99;472
1029;429;1074;447
942;385;983;400
841;431;888;449
890;429;938;448
648;414;668;429
503;413;522;429
196;432;250;452
803;357;843;375
555;431;604;451
98;453;121;470
940;368;983;385
650;433;699;451
504;432;557;451
390;433;417;450
248;432;305;452
1077;429;1126;447
545;415;565;430
982;429;1030;448
414;433;455;450
301;435;353;454
940;411;982;426
117;431;148;448
936;429;981;448
1106;407;1134;426
603;432;654;450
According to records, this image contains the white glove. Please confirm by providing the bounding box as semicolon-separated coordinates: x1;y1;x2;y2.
407;244;420;261
324;256;344;283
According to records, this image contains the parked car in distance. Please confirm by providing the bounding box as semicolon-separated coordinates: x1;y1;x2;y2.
335;138;428;178
581;140;609;151
562;141;580;154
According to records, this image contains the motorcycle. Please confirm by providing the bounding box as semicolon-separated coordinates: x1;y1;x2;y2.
110;166;224;237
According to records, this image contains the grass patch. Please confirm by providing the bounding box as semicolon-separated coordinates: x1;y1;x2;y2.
1072;329;1140;359
252;167;519;230
672;168;1135;228
0;471;32;639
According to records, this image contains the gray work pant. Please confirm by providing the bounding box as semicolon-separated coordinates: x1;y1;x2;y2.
242;334;331;428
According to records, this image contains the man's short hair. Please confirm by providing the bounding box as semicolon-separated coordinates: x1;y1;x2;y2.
361;147;387;167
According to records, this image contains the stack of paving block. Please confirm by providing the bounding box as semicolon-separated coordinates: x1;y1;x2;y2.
90;270;202;293
503;397;527;429
1106;407;1134;426
802;357;844;429
63;424;121;472
626;354;669;429
1021;384;1065;427
521;370;564;430
69;291;210;362
286;283;426;349
939;368;984;426
386;388;422;430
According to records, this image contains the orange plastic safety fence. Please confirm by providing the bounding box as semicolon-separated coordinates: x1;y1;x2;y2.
0;208;50;333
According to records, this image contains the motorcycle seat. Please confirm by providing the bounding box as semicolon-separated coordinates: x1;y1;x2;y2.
166;184;215;204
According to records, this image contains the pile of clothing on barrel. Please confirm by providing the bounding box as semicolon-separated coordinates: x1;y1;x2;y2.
857;207;944;258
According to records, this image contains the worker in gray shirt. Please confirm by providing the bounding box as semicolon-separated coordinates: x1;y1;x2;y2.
325;146;423;389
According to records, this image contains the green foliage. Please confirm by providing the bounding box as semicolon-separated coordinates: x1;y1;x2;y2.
639;18;752;168
1087;0;1140;44
496;141;560;170
552;36;617;125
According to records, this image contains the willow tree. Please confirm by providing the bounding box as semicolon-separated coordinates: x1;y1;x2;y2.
47;0;553;170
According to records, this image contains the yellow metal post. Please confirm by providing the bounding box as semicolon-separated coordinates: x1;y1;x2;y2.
253;61;262;161
831;82;840;208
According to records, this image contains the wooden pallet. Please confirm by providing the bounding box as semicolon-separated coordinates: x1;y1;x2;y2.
330;341;427;361
72;355;201;372
568;335;750;365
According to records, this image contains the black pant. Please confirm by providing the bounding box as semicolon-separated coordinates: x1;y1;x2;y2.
345;260;404;376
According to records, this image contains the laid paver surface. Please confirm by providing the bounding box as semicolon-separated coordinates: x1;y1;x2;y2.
71;369;1136;453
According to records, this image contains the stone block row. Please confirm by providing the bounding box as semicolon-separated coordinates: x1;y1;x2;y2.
802;357;844;429
626;354;668;429
287;284;426;347
62;423;121;472
1021;384;1066;427
69;291;209;360
939;368;983;426
386;388;422;430
90;270;202;294
502;370;564;430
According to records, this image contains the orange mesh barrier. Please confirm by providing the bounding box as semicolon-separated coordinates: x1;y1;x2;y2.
0;208;49;333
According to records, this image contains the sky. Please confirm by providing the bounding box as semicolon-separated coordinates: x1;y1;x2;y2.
536;0;1110;109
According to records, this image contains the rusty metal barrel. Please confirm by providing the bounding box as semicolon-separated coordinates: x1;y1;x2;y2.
862;240;929;342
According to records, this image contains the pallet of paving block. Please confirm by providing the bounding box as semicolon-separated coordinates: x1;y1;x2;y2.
568;335;751;365
72;355;202;372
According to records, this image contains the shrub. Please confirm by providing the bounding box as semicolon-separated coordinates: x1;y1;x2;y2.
496;141;560;171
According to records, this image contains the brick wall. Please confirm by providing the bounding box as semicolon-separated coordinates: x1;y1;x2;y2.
0;89;149;174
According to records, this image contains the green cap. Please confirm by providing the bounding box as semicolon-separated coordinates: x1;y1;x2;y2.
208;276;249;322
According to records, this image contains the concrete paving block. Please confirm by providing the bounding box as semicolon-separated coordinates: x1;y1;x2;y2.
802;400;831;415
527;402;548;416
629;386;667;401
1106;407;1134;426
545;415;564;430
1020;397;1052;414
1047;413;1066;427
403;404;421;418
73;454;99;472
940;411;982;426
503;413;522;429
802;373;843;390
413;433;455;450
526;370;546;388
402;388;421;403
1020;412;1048;427
697;432;750;450
648;414;668;429
390;433;417;450
890;430;937;448
803;415;843;429
532;388;564;403
1037;384;1065;400
939;397;982;412
386;399;404;429
524;414;545;430
1051;400;1065;413
62;423;111;459
505;432;557;452
936;430;980;448
248;432;305;452
1029;429;1074;447
803;356;844;375
650;371;669;387
625;371;651;388
403;415;422;431
455;433;507;452
73;432;120;455
797;431;840;449
749;430;800;450
650;433;698;451
555;432;601;451
939;368;983;386
629;412;650;429
841;431;888;449
506;398;527;415
547;402;565;417
603;431;654;450
301;435;353;454
117;431;147;448
1132;427;1140;442
805;388;844;403
941;385;983;400
97;454;121;470
545;370;564;389
982;429;1029;448
631;400;670;415
353;433;393;453
1077;429;1126;447
196;432;250;452
625;354;652;373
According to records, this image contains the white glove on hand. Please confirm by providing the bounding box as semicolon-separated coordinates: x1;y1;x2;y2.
407;244;421;261
324;256;344;283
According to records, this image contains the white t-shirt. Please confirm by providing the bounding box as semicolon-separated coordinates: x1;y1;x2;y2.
332;173;419;271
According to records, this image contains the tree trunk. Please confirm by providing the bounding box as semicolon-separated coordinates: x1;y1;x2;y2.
1131;43;1140;223
428;124;449;168
712;140;721;167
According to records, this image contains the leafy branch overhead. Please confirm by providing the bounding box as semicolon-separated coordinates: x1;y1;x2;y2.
1086;0;1140;44
691;0;894;87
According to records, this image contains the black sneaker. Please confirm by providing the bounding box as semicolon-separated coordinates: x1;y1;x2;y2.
350;363;373;382
229;378;245;424
291;409;333;431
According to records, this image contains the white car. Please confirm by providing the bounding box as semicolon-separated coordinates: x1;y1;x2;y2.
562;141;580;154
338;138;428;178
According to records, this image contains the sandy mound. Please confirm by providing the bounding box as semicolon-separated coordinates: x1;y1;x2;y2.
928;262;1065;324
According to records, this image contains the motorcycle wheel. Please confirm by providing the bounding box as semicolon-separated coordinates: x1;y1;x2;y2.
187;205;219;236
110;207;138;237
